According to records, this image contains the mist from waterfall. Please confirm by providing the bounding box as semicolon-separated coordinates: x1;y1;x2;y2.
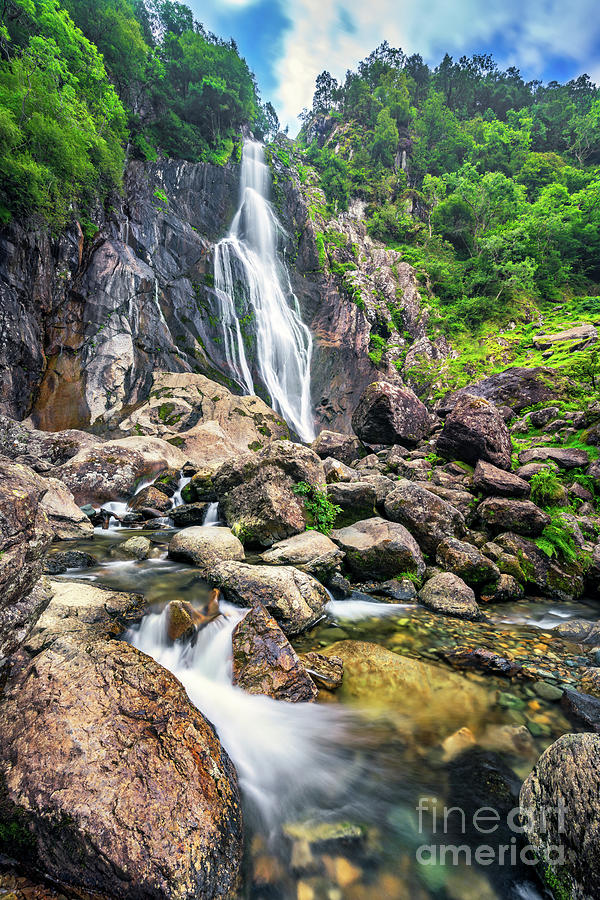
213;141;315;442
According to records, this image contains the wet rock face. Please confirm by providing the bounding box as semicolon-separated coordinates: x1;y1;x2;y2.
232;605;318;702
351;381;431;446
0;580;244;899
208;561;329;634
520;733;600;899
0;459;53;660
436;394;512;470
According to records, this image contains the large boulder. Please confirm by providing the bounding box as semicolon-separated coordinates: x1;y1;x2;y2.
0;459;53;660
168;526;245;571
473;460;530;498
437;367;570;416
128;484;173;514
533;323;597;349
232;605;317;702
326;481;376;527
311;430;364;466
0;415;101;466
260;531;344;580
419;572;480;620
384;481;465;555
436;537;500;589
477;497;550;537
208;561;329;634
58;437;187;505
518;446;590;470
495;532;584;601
331;517;425;581
118;371;289;459
213;441;325;548
39;477;94;539
0;580;243;899
436;394;512;470
520;733;600;900
351;381;431;446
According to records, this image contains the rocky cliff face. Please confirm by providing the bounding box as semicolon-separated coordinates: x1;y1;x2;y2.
0;142;444;435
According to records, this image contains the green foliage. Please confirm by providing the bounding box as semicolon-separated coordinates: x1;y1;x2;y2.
530;470;564;508
535;512;579;564
293;481;341;535
569;348;600;388
542;863;573;900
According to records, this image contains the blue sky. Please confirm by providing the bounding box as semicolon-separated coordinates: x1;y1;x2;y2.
192;0;600;134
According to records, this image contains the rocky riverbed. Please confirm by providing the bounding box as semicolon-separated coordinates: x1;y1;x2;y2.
1;366;599;900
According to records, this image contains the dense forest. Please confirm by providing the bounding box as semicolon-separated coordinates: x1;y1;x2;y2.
297;44;600;336
0;0;277;226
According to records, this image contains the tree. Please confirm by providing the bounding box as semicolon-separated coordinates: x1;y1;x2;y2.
312;70;338;113
370;107;399;168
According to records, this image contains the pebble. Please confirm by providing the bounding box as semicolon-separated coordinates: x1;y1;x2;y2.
533;681;563;702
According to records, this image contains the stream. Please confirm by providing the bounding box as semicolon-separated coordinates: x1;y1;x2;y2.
49;495;598;900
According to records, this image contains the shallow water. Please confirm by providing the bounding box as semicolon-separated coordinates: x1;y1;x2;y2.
51;525;595;899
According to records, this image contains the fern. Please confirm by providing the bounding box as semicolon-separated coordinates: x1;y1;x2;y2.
530;470;564;507
293;481;342;535
535;513;579;564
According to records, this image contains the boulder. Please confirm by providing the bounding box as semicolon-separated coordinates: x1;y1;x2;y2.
298;651;344;690
232;605;317;702
495;532;584;601
384;481;465;555
208;561;329;634
518;446;590;470
0;580;243;899
311;430;364;466
119;536;152;559
151;467;181;497
0;415;101;466
436;394;512;470
168;526;245;571
555;618;600;645
166;599;196;641
128;485;173;514
169;502;208;526
351;382;431;446
58;437;187;505
326;482;376;527
39;476;94;539
260;531;344;580
436;537;500;589
520;733;600;900
181;468;218;502
561;690;600;732
323;456;356;484
480;573;524;603
0;459;53;660
477;497;550;537
533;323;597;349
473;460;530;498
43;550;97;575
437;367;570;416
528;406;561;427
419;572;480;620
331;517;425;581
214;441;325;548
357;473;397;507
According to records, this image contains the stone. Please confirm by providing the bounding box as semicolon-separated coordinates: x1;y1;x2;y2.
311;430;364;466
436;537;500;589
438;647;523;677
351;381;431;446
495;532;584;601
555;618;600;644
419;572;480;620
39;477;94;540
0;415;101;465
166;599;196;641
437;367;570;416
326;482;376;527
0;580;243;899
374;578;418;601
357;472;397;507
232;605;317;702
298;651;344;690
151;467;181;497
0;459;53;660
58;437;186;505
561;690;600;732
128;484;172;513
533;324;597;349
518;446;590;470
480;573;524;603
169;502;208;526
331;517;425;581
181;469;217;502
436;394;512;470
528;406;561;427
43;550;97;575
323;456;357;483
214;441;325;548
260;530;344;580
516;462;558;480
119;536;152;559
520;733;600;899
384;481;465;555
208;561;329;634
473;460;530;498
477;497;550;536
168;526;244;571
533;681;563;702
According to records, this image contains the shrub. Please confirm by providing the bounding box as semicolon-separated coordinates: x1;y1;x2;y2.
293;481;341;535
530;470;564;507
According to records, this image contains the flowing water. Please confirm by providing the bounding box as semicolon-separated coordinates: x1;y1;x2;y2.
213;141;315;442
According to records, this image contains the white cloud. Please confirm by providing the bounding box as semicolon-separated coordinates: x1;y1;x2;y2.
273;0;600;133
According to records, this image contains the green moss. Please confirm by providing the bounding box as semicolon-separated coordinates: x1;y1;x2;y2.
248;440;263;451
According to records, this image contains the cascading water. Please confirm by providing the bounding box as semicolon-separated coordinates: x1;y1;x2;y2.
213;141;315;442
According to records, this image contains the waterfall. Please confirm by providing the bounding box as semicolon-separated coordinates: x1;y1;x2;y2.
213;141;315;442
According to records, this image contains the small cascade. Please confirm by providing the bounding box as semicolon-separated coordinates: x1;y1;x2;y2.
213;141;315;442
203;502;219;526
126;605;359;832
171;474;192;509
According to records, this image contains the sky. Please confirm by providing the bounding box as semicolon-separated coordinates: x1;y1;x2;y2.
191;0;600;134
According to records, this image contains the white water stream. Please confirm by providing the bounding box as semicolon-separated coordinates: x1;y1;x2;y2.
213;141;315;442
